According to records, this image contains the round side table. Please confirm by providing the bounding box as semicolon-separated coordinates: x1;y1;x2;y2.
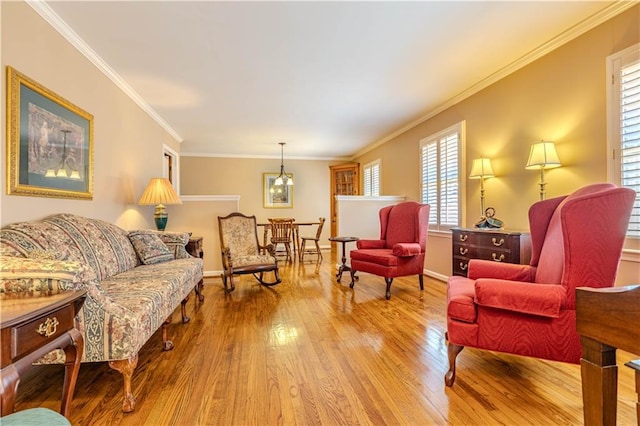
329;236;359;282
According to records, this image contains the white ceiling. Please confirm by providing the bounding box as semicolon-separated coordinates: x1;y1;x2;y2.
37;1;620;159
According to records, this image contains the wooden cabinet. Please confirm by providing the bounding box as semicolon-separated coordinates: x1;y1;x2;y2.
451;228;531;277
329;163;359;237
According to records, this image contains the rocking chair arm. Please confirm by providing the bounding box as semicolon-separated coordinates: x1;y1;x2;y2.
221;247;234;269
260;243;277;256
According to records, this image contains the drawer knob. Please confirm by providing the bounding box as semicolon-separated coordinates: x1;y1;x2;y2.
492;238;505;247
459;234;468;242
36;317;59;338
459;247;468;255
492;253;505;262
459;262;468;271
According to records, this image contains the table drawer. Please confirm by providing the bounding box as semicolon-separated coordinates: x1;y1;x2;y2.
12;304;75;361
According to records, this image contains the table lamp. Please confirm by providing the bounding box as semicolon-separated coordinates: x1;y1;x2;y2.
525;141;561;200
469;157;495;221
138;178;182;231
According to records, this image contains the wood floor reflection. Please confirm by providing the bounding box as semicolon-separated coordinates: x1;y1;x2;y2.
14;250;637;425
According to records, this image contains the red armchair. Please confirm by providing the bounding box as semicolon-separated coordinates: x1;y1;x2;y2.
349;201;430;300
445;183;635;386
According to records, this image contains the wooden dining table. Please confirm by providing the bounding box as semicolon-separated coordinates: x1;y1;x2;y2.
258;221;322;261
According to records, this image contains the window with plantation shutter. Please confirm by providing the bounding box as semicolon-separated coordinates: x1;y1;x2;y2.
363;160;380;196
608;44;640;238
420;122;464;230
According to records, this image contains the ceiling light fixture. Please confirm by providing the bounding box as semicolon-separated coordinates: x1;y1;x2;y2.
274;142;294;186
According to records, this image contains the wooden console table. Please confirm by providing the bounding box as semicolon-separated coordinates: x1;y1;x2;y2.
576;284;640;426
0;290;86;417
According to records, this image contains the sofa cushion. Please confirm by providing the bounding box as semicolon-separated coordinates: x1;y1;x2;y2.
128;231;173;265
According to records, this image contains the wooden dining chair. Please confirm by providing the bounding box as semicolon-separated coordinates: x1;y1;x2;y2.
300;217;325;262
268;217;295;262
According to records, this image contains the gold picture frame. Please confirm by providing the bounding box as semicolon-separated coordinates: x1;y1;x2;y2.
263;173;293;208
6;66;94;199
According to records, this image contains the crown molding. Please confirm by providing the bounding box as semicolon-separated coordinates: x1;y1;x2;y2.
26;0;184;143
354;1;638;159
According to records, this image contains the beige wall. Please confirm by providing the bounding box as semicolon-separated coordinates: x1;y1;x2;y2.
1;2;178;230
353;5;640;284
180;155;338;246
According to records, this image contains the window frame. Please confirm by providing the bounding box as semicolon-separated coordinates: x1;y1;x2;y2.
419;121;466;232
607;43;640;239
363;159;381;196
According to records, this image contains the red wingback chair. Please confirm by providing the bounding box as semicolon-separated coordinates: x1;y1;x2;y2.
349;201;430;300
445;183;635;386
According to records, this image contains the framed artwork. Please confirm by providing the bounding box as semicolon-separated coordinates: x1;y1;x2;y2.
6;66;94;199
263;173;293;208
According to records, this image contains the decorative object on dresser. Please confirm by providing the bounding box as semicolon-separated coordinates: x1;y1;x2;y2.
444;183;635;387
1;290;86;418
329;162;359;238
138;177;183;231
0;214;204;412
349;201;430;300
525;140;562;200
451;227;531;277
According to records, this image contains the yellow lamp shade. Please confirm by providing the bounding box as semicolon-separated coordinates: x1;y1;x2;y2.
526;142;561;170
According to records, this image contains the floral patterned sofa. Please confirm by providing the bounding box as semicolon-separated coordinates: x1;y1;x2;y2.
0;213;204;412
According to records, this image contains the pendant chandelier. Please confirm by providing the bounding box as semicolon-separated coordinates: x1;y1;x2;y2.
274;142;294;186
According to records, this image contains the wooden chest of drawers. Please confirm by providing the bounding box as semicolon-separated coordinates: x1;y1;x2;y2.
451;228;531;277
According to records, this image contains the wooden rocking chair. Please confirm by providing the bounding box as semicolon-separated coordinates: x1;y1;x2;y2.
218;212;281;292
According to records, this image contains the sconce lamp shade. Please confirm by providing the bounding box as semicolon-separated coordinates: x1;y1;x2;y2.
525;142;561;170
138;178;182;231
469;157;495;179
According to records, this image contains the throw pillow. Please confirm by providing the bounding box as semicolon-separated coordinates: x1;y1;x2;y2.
128;231;173;265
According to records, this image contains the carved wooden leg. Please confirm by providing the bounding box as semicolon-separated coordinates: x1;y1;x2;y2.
108;355;139;413
162;315;174;351
181;296;190;323
580;336;618;426
349;269;357;288
1;365;19;415
445;333;464;387
61;329;83;417
418;274;424;290
195;278;204;302
384;277;393;300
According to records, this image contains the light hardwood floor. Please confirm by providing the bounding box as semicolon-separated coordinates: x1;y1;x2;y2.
14;251;638;425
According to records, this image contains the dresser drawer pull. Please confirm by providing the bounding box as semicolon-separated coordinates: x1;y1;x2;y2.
459;262;468;271
36;317;59;338
492;253;505;262
492;238;505;247
459;247;468;255
459;234;468;242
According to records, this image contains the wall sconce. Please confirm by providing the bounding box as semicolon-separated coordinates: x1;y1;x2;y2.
469;157;495;221
138;178;183;231
525;141;561;200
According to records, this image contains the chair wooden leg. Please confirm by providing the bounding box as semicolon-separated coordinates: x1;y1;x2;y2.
445;333;464;387
384;277;393;300
181;296;190;323
418;273;424;290
300;240;306;262
315;241;322;261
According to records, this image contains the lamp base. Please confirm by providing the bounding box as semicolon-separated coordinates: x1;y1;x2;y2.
154;214;168;231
